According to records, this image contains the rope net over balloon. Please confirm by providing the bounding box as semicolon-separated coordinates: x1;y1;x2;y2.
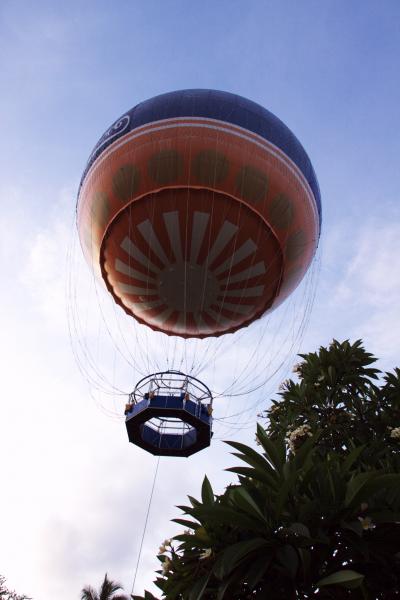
67;220;320;437
68;89;321;438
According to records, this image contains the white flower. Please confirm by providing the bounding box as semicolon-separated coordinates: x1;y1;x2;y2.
390;427;400;440
358;516;375;531
292;363;302;374
158;538;171;553
288;424;312;439
161;557;171;575
286;424;312;453
199;548;212;560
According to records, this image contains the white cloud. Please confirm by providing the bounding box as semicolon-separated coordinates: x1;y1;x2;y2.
305;215;400;369
344;222;400;307
0;190;240;599
2;183;399;600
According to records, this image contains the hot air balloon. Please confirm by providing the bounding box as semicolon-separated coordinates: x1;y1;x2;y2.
74;89;321;456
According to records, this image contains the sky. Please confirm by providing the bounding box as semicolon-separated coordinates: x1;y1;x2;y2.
1;1;400;598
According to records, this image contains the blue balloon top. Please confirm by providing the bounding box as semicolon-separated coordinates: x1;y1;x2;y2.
82;89;321;224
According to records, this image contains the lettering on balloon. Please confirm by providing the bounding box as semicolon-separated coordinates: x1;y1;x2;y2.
87;115;131;166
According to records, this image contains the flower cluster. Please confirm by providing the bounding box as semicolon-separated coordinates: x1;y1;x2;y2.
158;538;171;554
286;424;312;453
158;539;173;575
161;557;171;575
389;426;400;440
358;516;376;531
199;548;212;560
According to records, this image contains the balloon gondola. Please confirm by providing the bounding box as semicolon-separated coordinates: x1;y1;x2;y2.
125;371;213;457
74;89;321;456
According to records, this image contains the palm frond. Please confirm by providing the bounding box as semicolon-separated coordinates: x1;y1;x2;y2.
99;574;125;600
80;586;98;600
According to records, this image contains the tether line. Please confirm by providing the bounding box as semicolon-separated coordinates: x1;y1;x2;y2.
131;456;161;596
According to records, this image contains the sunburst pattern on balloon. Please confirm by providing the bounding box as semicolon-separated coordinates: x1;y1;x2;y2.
103;198;283;337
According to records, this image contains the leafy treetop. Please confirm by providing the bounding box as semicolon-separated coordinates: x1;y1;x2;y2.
80;573;130;600
0;576;30;600
133;340;400;599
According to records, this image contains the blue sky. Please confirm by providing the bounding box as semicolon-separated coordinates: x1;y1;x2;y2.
1;1;400;226
1;1;400;598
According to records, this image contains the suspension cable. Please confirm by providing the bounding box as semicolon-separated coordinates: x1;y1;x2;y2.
131;456;161;596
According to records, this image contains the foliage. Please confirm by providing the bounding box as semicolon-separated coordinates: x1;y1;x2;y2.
80;573;130;600
134;340;400;599
0;576;30;600
266;339;400;470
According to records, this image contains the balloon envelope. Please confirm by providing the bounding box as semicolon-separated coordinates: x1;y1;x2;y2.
77;89;321;338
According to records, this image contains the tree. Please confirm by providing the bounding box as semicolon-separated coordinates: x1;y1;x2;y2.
266;339;400;470
0;575;30;600
134;340;400;599
80;573;130;600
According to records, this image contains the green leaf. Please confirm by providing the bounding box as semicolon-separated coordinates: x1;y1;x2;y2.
213;538;269;579
176;504;194;514
341;520;363;537
276;544;299;579
194;526;211;544
362;474;400;500
297;548;311;577
342;445;366;473
275;466;304;516
172;518;200;530
230;487;266;522
346;473;400;508
292;433;318;471
368;510;400;523
345;473;375;507
244;552;273;590
274;478;292;516
216;571;240;600
131;591;160;600
256;424;285;472
194;505;262;532
173;533;195;543
225;441;281;482
225;465;280;489
187;495;201;508
201;476;214;505
288;523;310;538
188;573;211;600
317;569;364;589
